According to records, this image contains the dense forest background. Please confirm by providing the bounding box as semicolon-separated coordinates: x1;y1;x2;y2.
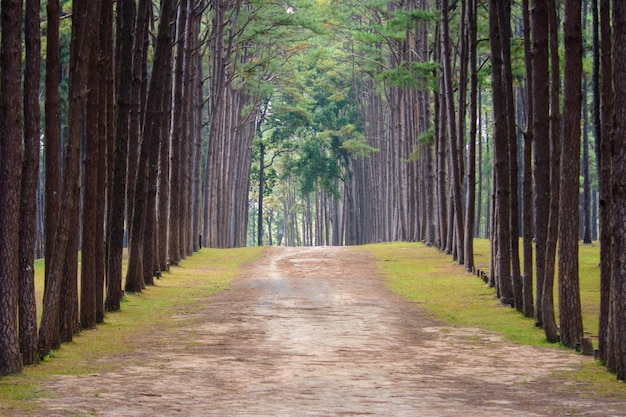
0;0;625;380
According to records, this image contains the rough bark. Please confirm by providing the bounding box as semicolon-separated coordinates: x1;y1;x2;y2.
81;0;103;330
126;0;149;245
597;0;613;365
441;0;464;265
42;0;61;349
157;44;173;273
0;0;25;375
106;0;135;312
464;0;477;272
434;31;448;252
41;0;93;352
581;1;592;246
20;0;42;366
521;0;534;318
96;0;114;324
531;0;550;327
181;0;198;257
608;0;626;379
541;0;561;344
558;0;584;349
170;0;189;260
497;0;522;311
489;0;513;300
191;10;204;253
126;0;176;293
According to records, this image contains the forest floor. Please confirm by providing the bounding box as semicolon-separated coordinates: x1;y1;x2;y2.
32;246;626;416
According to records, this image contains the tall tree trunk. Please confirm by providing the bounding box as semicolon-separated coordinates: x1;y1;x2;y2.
126;0;175;293
157;53;173;272
19;0;42;366
41;0;93;352
541;0;561;343
581;73;592;244
435;44;448;252
170;0;189;260
581;0;592;245
441;0;464;265
106;0;136;312
258;141;266;246
96;0;114;324
191;11;204;253
597;0;613;365
59;197;80;342
531;0;550;327
476;92;483;238
181;0;198;256
521;0;534;318
41;0;61;351
607;0;626;378
126;0;149;245
609;0;626;379
498;0;522;311
0;0;24;375
464;0;477;272
489;0;513;301
558;0;584;349
81;0;103;330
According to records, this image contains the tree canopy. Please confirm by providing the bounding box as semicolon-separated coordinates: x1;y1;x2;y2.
0;0;625;381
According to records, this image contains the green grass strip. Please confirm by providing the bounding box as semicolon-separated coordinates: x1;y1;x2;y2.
0;246;264;414
363;240;626;396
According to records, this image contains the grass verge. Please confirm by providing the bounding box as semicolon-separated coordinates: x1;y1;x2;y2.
0;246;264;414
363;240;626;397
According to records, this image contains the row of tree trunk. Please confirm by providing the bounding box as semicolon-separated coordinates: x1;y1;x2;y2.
266;0;626;379
1;0;625;381
0;0;262;375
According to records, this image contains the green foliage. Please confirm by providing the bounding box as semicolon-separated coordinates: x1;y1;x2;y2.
341;137;379;157
417;128;434;145
377;65;418;88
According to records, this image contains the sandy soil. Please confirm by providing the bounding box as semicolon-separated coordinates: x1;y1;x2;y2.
32;246;626;416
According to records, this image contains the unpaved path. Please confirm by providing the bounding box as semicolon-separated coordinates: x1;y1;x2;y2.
36;247;625;416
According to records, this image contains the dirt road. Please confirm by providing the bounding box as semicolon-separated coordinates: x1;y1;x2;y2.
36;247;625;416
